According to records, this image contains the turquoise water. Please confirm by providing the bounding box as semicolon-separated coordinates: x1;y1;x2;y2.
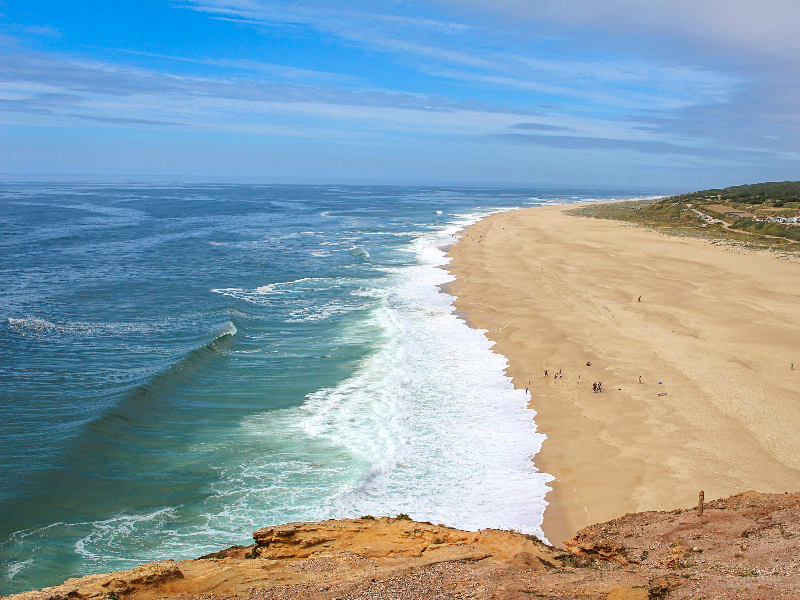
0;184;645;594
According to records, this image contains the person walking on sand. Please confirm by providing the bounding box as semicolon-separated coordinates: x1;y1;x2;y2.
638;375;642;384
592;382;597;393
638;296;641;302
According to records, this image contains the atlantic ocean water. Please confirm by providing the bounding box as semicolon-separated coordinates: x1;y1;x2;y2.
0;184;639;594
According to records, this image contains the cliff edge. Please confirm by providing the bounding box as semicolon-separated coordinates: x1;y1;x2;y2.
6;491;800;600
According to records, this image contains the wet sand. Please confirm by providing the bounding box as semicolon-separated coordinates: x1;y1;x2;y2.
447;204;800;546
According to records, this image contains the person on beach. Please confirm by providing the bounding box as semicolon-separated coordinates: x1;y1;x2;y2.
592;382;597;393
638;375;642;384
544;369;548;377
638;296;641;302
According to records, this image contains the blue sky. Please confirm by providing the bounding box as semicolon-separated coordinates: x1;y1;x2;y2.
2;0;800;188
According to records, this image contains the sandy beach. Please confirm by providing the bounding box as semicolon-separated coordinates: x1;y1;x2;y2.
447;203;800;546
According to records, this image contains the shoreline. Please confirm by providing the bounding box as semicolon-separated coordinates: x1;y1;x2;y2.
447;203;800;545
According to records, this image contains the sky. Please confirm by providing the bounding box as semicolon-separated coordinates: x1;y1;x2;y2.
1;0;800;189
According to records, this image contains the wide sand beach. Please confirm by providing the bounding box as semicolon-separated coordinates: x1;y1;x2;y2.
448;203;800;546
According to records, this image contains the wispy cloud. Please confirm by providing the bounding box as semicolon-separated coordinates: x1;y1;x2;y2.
0;49;530;134
0;2;774;167
4;0;800;182
22;25;61;38
492;132;709;156
181;0;743;115
511;122;572;132
116;49;364;86
5;45;701;157
479;0;800;63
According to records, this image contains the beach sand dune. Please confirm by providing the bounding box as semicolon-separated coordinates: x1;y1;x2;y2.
448;204;800;546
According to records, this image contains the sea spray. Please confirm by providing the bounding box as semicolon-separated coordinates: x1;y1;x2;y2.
302;224;553;537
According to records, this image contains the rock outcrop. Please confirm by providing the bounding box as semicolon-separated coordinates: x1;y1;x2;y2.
7;491;800;599
5;562;183;600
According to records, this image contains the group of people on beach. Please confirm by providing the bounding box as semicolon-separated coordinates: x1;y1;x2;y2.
543;367;602;392
534;366;670;395
543;368;564;381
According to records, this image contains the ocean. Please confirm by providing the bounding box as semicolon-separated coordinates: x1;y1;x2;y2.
0;184;641;594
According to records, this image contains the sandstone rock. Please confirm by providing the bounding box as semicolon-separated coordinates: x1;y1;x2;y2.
8;491;800;600
606;585;649;600
562;539;628;563
8;561;183;600
252;518;505;561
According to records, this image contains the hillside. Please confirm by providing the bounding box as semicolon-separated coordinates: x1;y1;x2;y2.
570;181;800;247
675;181;800;207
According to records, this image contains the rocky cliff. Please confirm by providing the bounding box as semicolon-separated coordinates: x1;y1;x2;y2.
6;491;800;600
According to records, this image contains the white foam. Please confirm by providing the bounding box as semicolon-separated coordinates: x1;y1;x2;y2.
350;247;370;259
0;204;557;587
5;558;32;580
285;300;375;323
72;508;179;560
7;316;63;333
215;277;328;297
198;206;553;541
286;215;552;539
212;321;237;339
6;316;167;338
212;278;374;323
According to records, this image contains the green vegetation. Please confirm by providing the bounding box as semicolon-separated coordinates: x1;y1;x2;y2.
395;513;412;520
677;181;800;207
567;181;800;252
737;569;757;577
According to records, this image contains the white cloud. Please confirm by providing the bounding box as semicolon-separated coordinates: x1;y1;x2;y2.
429;0;800;63
5;0;799;175
0;48;693;149
181;0;742;114
115;49;364;85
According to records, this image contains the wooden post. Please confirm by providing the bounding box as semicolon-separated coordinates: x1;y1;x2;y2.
698;490;704;516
